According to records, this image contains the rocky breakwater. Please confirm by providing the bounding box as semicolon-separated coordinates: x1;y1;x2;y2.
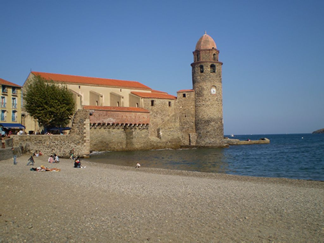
224;137;270;145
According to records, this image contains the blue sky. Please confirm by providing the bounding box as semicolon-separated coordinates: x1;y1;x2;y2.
1;0;323;135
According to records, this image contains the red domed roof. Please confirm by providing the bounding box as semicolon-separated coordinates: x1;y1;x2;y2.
195;33;217;50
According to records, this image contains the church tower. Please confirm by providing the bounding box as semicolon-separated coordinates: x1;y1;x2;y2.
191;33;224;146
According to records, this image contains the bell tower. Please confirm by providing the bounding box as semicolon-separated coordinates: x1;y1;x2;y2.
191;33;224;146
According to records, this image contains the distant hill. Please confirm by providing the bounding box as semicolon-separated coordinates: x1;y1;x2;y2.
312;128;324;134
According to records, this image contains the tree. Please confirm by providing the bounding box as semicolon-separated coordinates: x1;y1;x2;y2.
24;75;75;130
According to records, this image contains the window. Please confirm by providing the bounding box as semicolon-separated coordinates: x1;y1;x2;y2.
117;101;120;107
12;97;17;108
151;100;155;106
168;101;171;107
197;53;200;61
2;86;8;93
12;110;17;122
1;96;5;108
136;103;139;107
213;53;217;61
183;94;186;98
1;110;6;121
200;65;204;73
12;87;17;95
210;64;216;73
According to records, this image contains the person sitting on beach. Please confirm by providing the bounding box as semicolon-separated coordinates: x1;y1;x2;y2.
48;156;54;163
55;154;59;163
27;155;35;166
74;156;81;168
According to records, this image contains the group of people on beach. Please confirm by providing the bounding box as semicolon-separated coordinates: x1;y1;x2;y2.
48;154;59;163
25;149;82;170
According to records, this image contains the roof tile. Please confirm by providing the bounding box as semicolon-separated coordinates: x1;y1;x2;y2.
177;89;194;93
83;105;150;113
0;78;21;87
31;71;152;90
131;91;176;100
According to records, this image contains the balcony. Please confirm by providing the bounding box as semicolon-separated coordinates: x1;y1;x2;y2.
1;103;6;108
12;103;17;109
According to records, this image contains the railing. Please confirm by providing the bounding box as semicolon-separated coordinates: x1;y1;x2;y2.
12;103;17;108
1;103;6;108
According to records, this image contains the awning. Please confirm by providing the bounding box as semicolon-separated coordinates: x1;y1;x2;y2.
0;123;25;129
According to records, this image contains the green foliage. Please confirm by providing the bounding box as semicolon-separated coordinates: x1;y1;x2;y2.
24;75;75;128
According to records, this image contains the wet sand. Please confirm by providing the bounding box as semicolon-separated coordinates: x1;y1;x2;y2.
1;154;323;242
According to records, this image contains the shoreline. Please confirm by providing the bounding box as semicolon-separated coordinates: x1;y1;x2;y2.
86;158;324;187
1;154;323;242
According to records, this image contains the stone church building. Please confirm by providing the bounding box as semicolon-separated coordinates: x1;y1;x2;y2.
22;33;224;152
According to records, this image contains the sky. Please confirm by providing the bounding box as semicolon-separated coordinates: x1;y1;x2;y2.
1;0;323;135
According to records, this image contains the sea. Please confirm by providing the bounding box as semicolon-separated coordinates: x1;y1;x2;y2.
89;134;324;181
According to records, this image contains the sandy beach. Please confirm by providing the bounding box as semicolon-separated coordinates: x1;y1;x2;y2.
1;154;323;242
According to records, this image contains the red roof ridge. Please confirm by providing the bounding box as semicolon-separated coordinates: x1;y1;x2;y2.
177;89;194;93
83;105;150;113
131;91;176;100
31;71;152;90
151;90;168;94
0;78;21;87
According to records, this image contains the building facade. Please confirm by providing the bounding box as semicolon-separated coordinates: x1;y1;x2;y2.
22;33;224;150
0;78;24;132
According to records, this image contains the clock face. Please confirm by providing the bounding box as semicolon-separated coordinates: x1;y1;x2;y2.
211;86;216;95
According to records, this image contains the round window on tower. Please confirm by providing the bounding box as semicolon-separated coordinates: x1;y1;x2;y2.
211;86;216;95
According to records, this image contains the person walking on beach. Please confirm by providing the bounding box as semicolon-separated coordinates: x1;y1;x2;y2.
27;155;35;166
12;147;17;165
70;149;75;160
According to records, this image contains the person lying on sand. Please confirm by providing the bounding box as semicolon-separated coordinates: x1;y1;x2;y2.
30;165;61;172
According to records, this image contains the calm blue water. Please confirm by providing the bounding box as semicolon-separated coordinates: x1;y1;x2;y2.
89;134;324;181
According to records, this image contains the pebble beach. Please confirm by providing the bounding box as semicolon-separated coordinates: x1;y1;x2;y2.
1;154;323;242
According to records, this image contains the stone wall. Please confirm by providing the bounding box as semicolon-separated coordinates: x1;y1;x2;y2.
89;109;149;125
11;109;90;158
88;104;182;151
177;90;196;145
90;126;151;151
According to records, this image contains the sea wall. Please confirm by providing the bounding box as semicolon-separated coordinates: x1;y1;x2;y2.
88;106;182;152
90;125;182;151
10;109;91;158
11;134;86;157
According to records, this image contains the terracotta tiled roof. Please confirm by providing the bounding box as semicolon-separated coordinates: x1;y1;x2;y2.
31;71;152;90
0;78;21;87
83;106;149;113
151;90;168;94
131;91;176;100
177;89;194;93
